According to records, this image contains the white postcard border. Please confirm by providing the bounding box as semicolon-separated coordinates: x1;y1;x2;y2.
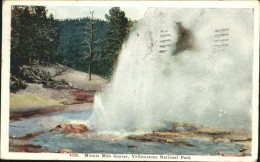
1;1;259;161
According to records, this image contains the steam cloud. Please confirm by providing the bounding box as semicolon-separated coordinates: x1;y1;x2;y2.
87;8;254;134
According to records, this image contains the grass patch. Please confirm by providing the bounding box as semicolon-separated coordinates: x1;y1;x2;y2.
10;94;62;108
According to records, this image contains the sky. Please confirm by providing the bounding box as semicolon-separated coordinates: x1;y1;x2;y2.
46;6;148;21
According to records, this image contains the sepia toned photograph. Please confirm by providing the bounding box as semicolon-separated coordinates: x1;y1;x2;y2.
1;1;259;161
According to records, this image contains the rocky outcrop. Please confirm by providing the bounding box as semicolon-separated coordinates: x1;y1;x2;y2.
127;122;252;156
58;149;74;153
51;124;88;134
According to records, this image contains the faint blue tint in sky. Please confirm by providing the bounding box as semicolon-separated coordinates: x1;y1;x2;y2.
46;6;147;20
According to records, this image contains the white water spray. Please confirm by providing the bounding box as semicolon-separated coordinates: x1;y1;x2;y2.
87;8;254;133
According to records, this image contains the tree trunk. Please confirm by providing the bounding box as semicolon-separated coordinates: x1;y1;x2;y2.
88;23;93;81
47;56;50;67
29;57;32;66
37;56;41;65
113;51;120;66
89;55;92;81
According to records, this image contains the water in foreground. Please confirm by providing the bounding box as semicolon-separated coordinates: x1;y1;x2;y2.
9;108;250;155
28;130;242;155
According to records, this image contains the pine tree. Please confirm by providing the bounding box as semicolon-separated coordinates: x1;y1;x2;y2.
102;7;130;77
46;14;60;66
11;6;60;70
11;6;36;72
33;6;48;65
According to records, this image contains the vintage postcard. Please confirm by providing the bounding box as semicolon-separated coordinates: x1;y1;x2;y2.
1;0;259;161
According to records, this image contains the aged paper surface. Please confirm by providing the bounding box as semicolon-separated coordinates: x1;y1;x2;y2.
1;0;259;161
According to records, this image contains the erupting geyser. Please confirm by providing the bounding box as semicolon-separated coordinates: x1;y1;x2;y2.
87;8;254;133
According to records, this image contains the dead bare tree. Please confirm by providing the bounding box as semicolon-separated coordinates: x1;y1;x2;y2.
83;11;101;81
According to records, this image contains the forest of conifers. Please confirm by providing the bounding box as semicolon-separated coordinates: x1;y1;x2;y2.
11;6;136;78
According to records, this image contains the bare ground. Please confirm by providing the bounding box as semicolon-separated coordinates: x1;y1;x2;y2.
10;64;108;114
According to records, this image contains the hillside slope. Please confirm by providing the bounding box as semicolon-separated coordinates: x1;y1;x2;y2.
30;64;108;91
10;64;108;113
